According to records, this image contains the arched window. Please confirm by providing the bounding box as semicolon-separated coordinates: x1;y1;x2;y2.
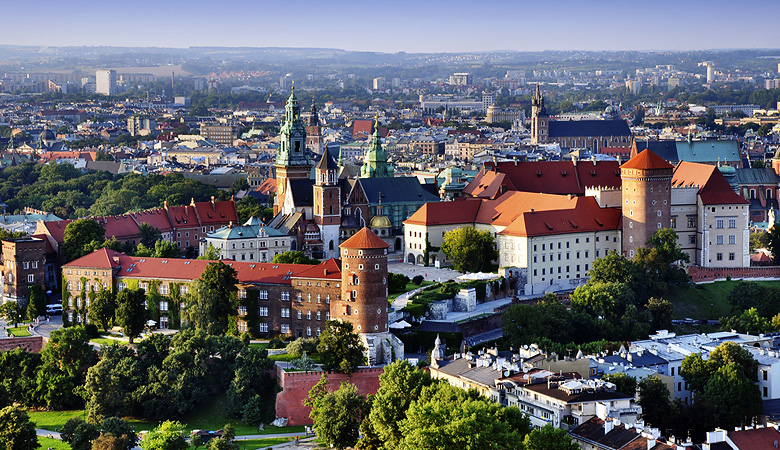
352;274;359;285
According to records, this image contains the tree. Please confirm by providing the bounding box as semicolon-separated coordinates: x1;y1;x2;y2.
317;320;366;374
60;417;86;444
646;297;673;331
701;364;763;429
397;383;529;450
99;418;136;450
138;421;188;450
0;407;39;450
441;227;498;273
91;433;127;450
502;295;572;347
523;425;580;450
570;281;635;320
37;326;97;410
26;285;46;321
88;290;117;331
62;219;106;263
588;251;647;299
368;360;434;449
198;243;221;261
634;228;690;296
115;288;147;344
184;280;235;335
70;422;100;450
272;251;319;265
0;301;21;328
637;376;674;430
138;223;163;248
309;382;366;450
602;373;637;398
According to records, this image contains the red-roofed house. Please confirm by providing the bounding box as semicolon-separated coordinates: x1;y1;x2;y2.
62;248;343;336
404;192;622;294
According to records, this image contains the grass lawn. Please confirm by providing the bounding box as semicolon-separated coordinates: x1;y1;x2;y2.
40;437;70;450
248;342;269;350
28;410;86;431
388;281;433;300
8;326;31;337
233;437;293;449
90;338;130;346
667;280;780;319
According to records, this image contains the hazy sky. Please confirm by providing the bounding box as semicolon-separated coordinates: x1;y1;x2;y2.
5;0;780;52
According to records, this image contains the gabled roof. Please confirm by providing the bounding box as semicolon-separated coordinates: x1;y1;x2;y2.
727;427;780;450
500;197;622;238
127;209;173;232
357;177;440;204
676;139;740;164
63;248;122;270
462;169;516;200
65;250;340;285
315;151;338;171
621;149;674;171
473;160;622;196
404;199;483;226
633;139;679;162
673;162;749;205
289;179;315;206
192;200;238;226
548;119;631;138
340;227;389;249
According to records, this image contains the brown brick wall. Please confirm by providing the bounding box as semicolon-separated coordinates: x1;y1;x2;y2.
0;336;44;353
274;366;383;425
689;266;780;283
621;167;672;257
337;247;389;334
291;278;339;338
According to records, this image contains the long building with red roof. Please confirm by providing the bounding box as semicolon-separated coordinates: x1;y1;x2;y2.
404;149;751;294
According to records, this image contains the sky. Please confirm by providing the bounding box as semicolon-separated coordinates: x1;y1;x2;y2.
5;0;780;53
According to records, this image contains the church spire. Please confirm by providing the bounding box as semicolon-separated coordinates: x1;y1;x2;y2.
309;97;319;127
275;81;310;167
360;119;393;178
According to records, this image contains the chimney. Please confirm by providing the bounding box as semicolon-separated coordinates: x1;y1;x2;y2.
211;196;216;211
112;256;120;264
190;197;196;207
604;419;614;434
646;438;655;449
324;269;328;276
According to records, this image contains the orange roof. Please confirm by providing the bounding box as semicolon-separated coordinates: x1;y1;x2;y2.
672;162;749;205
292;258;342;280
340;227;389;249
499;197;622;237
620;149;673;170
257;177;277;195
404;199;482;226
63;248;121;270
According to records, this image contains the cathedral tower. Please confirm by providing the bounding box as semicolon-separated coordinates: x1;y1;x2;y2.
620;149;673;258
360;120;393;178
305;98;324;155
274;85;312;214
313;151;341;258
530;84;549;144
336;227;399;364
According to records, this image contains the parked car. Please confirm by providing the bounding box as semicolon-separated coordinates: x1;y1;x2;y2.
45;304;62;315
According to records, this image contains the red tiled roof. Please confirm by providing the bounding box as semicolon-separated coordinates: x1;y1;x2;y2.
257;177;277;195
38;151;97;162
340;227;389;249
474;191;578;227
673;162;749;205
127;209;173;233
63;248;122;270
40;219;75;246
468;160;622;197
404;199;482;226
65;250;341;284
500;197;622;237
193;199;238;225
463;169;516;199
621;149;673;170
727;427;780;450
292;258;342;280
30;233;55;254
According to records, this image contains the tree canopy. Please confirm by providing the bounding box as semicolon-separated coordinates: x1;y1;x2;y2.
0;406;39;450
441;227;498;273
272;251;319;265
317;320;366;374
115;288;147;344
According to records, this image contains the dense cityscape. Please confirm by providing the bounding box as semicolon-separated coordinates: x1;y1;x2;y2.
2;4;780;449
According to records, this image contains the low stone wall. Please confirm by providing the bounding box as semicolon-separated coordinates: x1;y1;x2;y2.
274;366;384;426
689;266;780;283
0;335;44;353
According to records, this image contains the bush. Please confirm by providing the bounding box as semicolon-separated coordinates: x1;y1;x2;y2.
286;337;318;356
412;275;424;285
268;337;286;349
84;324;100;338
388;273;410;294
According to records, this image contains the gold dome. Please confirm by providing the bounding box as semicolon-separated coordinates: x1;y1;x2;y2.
369;214;392;228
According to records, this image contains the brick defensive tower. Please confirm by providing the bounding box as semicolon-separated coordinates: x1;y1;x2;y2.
621;149;673;258
335;227;403;365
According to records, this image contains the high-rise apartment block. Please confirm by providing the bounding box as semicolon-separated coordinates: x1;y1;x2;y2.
95;69;117;95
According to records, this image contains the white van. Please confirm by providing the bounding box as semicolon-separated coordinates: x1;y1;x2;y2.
45;304;63;315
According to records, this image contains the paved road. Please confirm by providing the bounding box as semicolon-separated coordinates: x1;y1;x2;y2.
34;315;63;338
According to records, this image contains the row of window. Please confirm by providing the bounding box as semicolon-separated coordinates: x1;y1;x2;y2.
714;235;737;245
533;264;588;277
715;218;738;229
715;253;737;261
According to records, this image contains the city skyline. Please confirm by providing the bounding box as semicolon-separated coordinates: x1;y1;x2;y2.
4;0;780;53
